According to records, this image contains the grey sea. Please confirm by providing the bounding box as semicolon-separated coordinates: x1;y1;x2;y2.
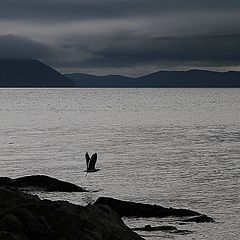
0;88;239;240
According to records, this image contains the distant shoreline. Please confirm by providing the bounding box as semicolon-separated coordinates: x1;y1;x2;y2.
1;59;240;87
66;69;240;88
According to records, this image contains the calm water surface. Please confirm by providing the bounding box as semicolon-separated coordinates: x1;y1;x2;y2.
0;89;239;239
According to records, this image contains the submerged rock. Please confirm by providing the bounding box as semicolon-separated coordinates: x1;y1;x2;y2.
133;225;178;231
0;188;143;240
132;224;193;235
0;175;87;192
184;214;215;223
94;197;202;218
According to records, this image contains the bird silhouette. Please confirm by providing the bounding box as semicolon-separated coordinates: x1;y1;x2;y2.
85;152;99;173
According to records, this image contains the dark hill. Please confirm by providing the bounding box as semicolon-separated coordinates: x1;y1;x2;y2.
65;73;133;87
0;59;76;87
65;69;240;88
138;69;240;87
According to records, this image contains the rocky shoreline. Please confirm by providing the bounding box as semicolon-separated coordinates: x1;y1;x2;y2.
0;175;215;240
0;187;143;240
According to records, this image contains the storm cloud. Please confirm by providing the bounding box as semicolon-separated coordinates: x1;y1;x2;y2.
0;0;240;75
0;34;60;59
0;0;239;22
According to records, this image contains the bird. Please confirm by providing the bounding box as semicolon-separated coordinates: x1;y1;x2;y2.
85;152;99;173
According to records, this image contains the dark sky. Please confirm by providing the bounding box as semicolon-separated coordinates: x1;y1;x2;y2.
0;0;240;76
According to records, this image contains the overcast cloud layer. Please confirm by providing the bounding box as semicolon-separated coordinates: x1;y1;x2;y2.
0;0;240;75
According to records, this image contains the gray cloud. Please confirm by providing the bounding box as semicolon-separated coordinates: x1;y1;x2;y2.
0;34;60;59
0;34;100;64
0;0;240;75
0;0;240;22
1;31;239;76
59;33;240;68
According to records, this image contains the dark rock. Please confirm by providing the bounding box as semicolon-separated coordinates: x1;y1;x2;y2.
0;188;143;240
0;231;19;240
0;214;24;232
184;214;215;223
0;175;87;192
94;197;201;218
132;224;193;235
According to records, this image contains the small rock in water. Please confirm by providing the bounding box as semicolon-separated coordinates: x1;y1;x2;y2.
132;224;193;235
184;214;215;223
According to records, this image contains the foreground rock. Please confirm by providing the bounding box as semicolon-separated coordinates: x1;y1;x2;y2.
0;175;87;192
94;197;214;222
0;188;143;240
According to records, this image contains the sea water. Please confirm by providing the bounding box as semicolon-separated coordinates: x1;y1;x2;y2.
0;88;239;239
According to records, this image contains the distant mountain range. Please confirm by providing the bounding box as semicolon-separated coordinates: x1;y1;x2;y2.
65;70;240;87
1;59;240;87
0;59;76;87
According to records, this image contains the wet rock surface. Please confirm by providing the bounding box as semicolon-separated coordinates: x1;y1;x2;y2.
0;188;143;240
0;175;87;192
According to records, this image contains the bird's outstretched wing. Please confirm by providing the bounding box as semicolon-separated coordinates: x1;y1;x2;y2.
89;153;97;170
85;152;91;169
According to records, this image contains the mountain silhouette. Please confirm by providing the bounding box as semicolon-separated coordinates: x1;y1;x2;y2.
0;59;76;87
1;60;240;88
65;69;240;88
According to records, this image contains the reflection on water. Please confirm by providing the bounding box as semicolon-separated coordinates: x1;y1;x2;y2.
0;88;240;239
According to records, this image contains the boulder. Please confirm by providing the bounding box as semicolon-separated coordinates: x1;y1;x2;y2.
0;188;143;240
94;197;202;218
0;175;87;192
